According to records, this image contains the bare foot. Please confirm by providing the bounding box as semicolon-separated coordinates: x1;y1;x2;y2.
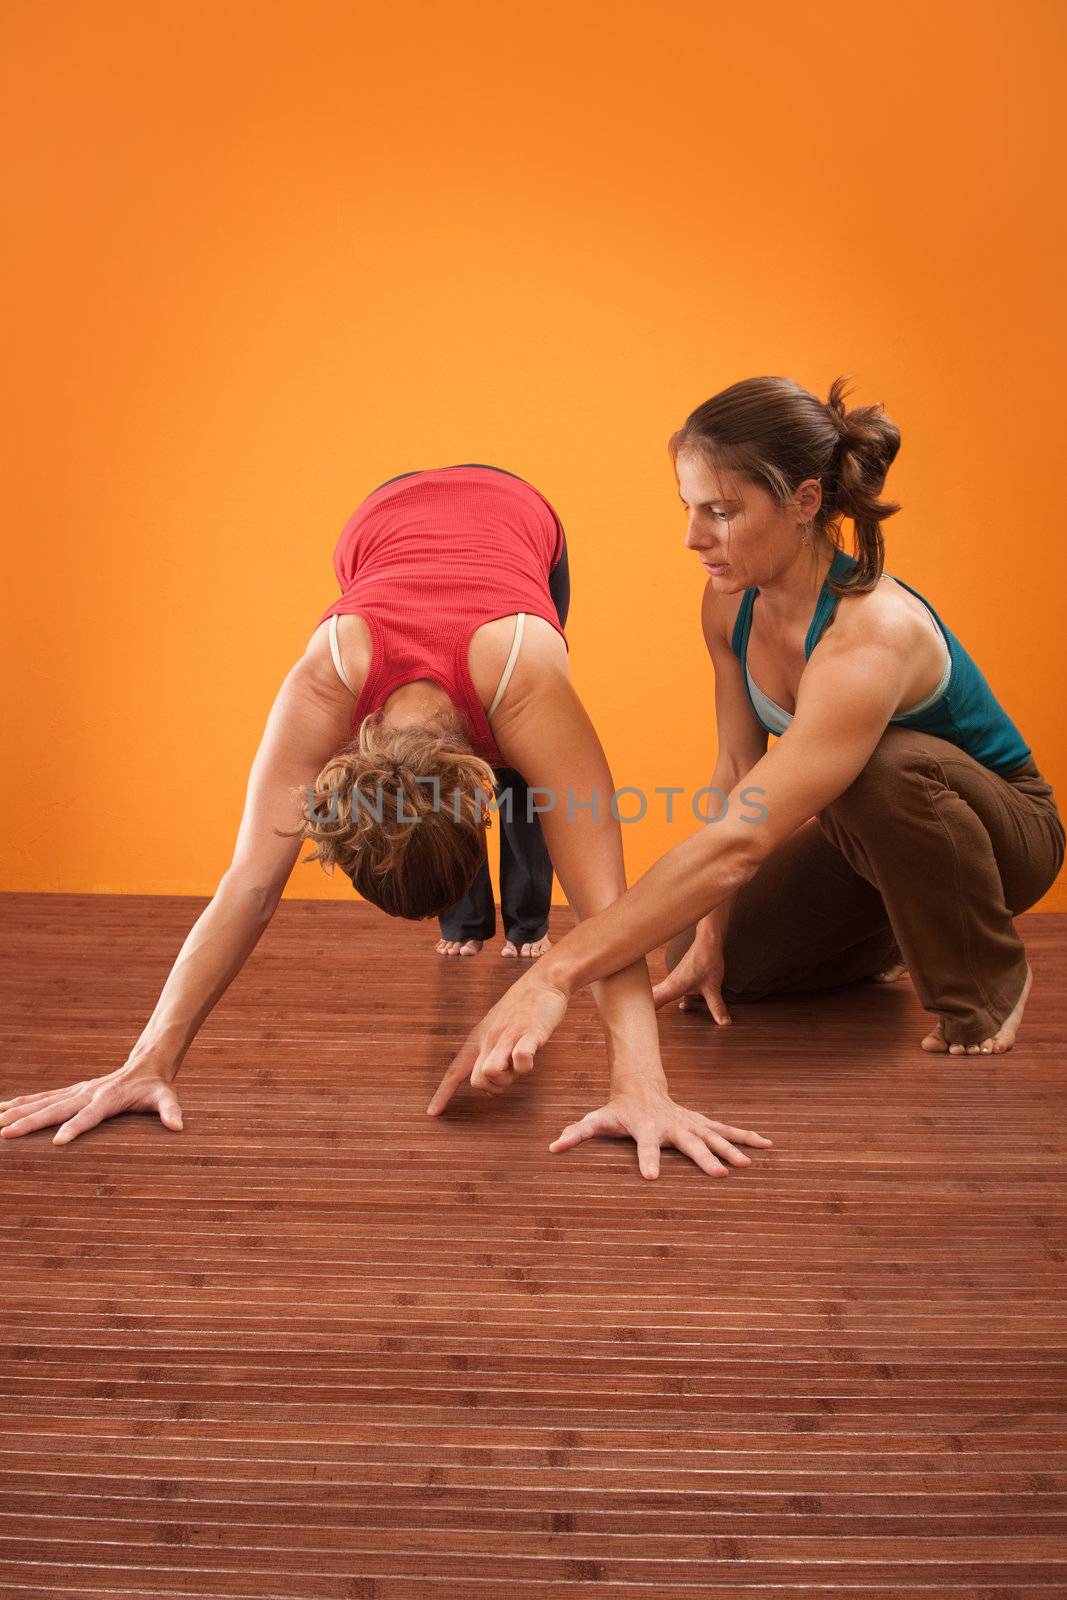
920;962;1032;1056
435;938;484;957
501;936;552;959
873;962;909;982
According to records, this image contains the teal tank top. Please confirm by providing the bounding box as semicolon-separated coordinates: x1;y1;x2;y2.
729;546;1032;774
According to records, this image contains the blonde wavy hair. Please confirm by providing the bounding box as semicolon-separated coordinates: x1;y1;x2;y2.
277;708;497;919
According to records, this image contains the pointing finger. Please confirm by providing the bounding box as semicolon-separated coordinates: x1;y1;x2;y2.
426;1035;480;1116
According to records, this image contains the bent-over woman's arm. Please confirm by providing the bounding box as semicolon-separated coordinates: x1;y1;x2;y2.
0;650;356;1145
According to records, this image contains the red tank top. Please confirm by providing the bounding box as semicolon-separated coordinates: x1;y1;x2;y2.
315;466;568;765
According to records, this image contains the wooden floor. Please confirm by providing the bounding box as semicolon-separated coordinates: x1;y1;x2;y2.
1;893;1065;1599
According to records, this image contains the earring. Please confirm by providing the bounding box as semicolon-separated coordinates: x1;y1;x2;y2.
801;521;813;547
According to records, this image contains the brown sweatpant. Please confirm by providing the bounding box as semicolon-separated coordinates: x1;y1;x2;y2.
664;727;1065;1048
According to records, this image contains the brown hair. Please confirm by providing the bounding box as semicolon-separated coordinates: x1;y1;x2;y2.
668;374;902;595
278;709;497;919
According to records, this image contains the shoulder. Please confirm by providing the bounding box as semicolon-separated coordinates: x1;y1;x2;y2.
824;573;922;655
472;613;570;742
301;612;374;702
800;577;922;719
791;575;918;725
469;612;567;693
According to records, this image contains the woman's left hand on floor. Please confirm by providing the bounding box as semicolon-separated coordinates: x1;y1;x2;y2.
426;968;571;1113
548;1088;773;1179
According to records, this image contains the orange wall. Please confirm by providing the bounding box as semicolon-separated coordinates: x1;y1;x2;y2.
3;0;1064;910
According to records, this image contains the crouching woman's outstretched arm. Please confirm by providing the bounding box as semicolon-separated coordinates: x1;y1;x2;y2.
428;622;908;1162
425;619;801;1176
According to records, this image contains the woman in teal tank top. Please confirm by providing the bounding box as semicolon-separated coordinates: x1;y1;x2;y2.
428;376;1065;1172
730;544;1033;775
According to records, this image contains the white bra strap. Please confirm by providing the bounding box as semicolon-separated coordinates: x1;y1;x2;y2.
487;613;526;719
328;613;357;695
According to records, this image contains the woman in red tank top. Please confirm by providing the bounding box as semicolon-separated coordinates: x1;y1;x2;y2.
2;461;769;1184
291;464;569;952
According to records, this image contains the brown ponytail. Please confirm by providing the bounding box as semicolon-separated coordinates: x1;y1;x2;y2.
669;373;902;595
